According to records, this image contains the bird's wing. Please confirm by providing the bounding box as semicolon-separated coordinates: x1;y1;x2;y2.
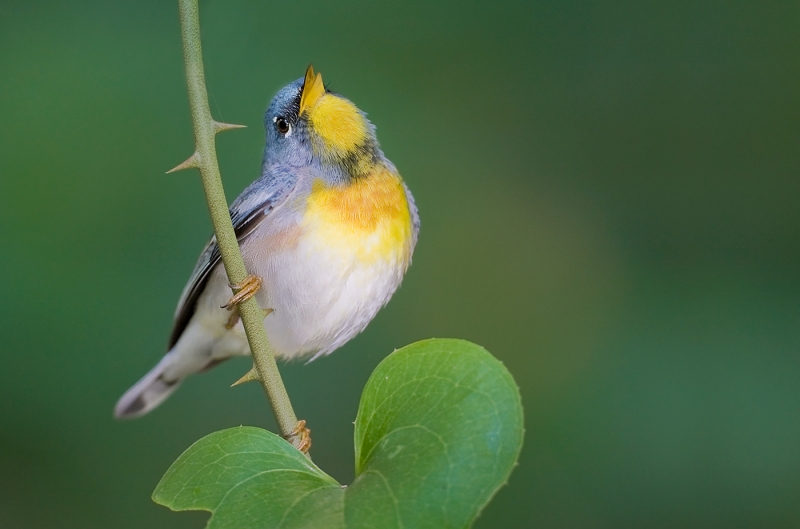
168;166;297;348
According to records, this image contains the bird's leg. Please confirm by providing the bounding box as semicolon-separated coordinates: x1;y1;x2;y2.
227;307;275;387
224;307;240;329
286;420;312;454
222;274;262;310
226;306;273;329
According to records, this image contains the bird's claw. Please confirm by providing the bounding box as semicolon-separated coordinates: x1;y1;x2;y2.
286;420;312;454
222;274;262;310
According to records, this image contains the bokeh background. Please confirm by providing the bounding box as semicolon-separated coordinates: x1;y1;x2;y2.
1;1;798;527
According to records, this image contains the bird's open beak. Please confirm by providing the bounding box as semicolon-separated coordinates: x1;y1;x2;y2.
299;65;325;117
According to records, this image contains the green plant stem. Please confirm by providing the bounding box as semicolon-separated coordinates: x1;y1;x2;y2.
176;0;303;450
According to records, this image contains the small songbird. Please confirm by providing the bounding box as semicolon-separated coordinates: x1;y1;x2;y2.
115;66;419;418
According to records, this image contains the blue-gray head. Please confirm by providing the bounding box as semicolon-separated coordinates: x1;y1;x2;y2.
262;66;383;183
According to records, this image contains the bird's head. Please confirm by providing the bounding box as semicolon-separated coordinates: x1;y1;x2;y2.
263;66;382;184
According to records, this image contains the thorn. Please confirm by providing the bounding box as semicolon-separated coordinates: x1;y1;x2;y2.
231;365;260;387
262;308;274;319
213;120;247;134
166;152;200;173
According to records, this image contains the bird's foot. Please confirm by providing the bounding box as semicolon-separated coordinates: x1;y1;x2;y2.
287;420;312;454
222;274;262;310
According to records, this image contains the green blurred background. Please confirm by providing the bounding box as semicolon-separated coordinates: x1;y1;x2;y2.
1;0;798;527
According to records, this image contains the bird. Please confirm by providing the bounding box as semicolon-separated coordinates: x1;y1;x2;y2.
115;66;419;419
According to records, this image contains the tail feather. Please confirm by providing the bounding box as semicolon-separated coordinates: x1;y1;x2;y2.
114;352;182;419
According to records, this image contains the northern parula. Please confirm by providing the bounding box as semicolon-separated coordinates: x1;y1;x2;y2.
115;66;419;418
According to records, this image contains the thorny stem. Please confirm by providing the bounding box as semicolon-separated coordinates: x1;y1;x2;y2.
175;0;305;453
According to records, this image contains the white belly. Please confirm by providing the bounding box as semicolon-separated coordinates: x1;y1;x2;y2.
174;189;414;370
182;205;410;363
251;236;407;360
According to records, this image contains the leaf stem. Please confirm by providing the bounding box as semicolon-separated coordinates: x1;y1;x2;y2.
176;0;303;450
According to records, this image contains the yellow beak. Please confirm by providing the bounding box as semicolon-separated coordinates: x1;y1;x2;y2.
299;65;325;117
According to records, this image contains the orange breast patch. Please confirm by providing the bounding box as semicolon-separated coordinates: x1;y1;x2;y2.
303;168;413;264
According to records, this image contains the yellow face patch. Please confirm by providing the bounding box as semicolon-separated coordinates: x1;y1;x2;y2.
308;95;369;157
303;168;413;264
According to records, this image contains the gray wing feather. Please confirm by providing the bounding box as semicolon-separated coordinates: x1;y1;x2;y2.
168;166;297;348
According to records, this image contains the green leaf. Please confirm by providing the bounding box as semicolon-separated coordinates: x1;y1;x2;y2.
153;339;524;528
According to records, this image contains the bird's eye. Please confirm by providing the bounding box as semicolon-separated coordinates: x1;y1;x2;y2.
275;116;290;134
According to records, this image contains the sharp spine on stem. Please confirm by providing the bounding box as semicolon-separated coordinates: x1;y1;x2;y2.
213;120;246;134
231;365;260;387
166;152;200;174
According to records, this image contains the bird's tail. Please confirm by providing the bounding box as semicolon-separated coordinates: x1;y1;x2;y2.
114;351;182;419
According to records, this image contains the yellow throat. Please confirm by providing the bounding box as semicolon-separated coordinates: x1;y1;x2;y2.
299;66;371;170
304;168;413;265
298;66;413;264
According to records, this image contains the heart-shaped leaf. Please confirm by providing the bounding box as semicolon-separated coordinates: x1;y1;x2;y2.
153;339;524;528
